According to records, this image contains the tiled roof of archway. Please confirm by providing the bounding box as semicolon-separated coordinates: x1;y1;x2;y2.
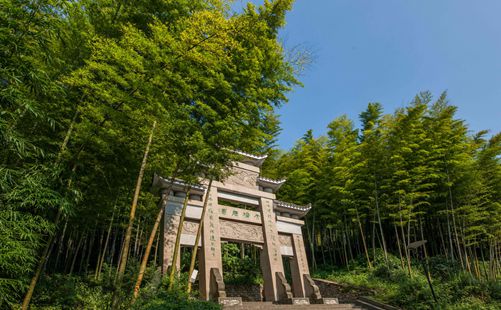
273;200;312;217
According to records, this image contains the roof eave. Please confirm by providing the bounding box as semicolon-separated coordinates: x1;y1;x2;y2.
151;173;206;195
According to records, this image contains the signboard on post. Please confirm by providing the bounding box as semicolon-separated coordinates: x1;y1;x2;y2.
190;269;198;283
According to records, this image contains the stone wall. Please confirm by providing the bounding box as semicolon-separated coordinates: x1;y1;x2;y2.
225;283;263;302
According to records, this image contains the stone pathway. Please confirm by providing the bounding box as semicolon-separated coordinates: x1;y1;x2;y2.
224;302;363;309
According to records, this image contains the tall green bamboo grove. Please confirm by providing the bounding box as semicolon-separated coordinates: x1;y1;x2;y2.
1;0;300;308
264;91;501;279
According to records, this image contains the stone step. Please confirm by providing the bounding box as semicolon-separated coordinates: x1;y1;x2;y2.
354;300;387;310
354;297;400;310
224;302;362;309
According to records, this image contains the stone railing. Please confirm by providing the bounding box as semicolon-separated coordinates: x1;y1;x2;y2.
304;274;322;302
210;268;226;299
276;272;293;302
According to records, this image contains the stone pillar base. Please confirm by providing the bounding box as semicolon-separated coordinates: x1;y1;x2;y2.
317;297;339;304
218;297;242;307
291;297;310;305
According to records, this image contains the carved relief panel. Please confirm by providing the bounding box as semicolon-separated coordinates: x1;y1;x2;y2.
278;234;292;247
182;220;199;235
219;219;264;244
223;167;258;188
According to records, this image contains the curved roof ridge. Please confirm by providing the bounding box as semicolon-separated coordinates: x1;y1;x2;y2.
232;150;268;160
273;200;312;211
257;176;286;184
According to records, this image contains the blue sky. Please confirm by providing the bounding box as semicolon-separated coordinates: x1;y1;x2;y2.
233;0;501;150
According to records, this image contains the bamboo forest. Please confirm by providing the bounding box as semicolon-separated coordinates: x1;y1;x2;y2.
1;1;500;309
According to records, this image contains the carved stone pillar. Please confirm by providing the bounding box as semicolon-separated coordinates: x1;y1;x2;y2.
259;197;287;302
290;233;316;299
161;194;183;274
290;233;309;297
290;256;305;297
199;186;223;300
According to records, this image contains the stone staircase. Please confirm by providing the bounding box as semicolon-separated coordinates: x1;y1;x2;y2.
224;302;363;309
220;278;400;310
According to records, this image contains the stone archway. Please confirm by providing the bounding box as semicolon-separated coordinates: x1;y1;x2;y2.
153;152;331;305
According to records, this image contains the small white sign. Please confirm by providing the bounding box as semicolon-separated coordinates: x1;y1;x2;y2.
190;269;198;283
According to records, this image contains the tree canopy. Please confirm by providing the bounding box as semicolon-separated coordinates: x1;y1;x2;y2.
0;0;298;307
263;91;501;281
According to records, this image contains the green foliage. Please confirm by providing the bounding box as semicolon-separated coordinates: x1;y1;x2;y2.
0;207;51;305
134;289;220;310
26;266;220;309
132;271;221;310
315;251;501;310
266;91;501;309
30;274;111;310
265;91;501;264
221;243;263;285
133;272;220;310
1;0;299;306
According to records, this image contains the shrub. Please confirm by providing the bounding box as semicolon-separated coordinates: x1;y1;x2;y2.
372;249;402;270
30;274;111;309
29;267;220;310
133;271;220;310
487;280;501;300
389;273;434;309
133;289;220;310
427;256;461;281
314;249;501;310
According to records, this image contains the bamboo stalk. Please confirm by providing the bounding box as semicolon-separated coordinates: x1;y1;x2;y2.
78;235;88;274
187;179;213;294
21;209;62;310
374;183;388;263
84;224;97;275
96;209;115;280
355;208;372;269
94;229;105;278
154;226;160;266
168;189;191;290
69;234;84;275
134;218;141;258
132;192;168;301
53;219;68;273
111;120;156;309
394;225;405;270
